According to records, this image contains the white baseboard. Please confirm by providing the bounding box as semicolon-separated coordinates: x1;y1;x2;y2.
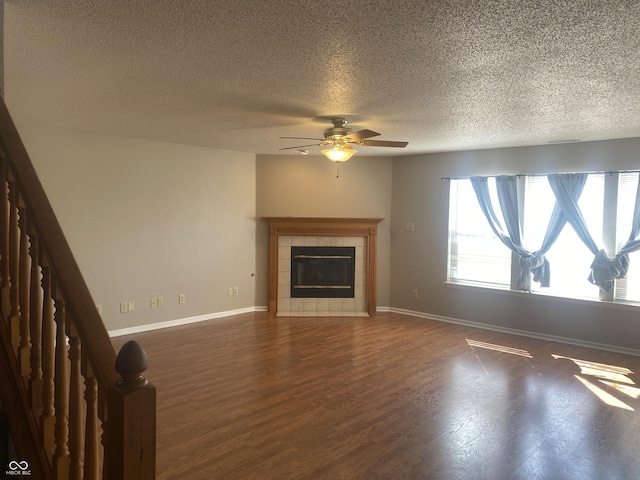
387;307;640;357
108;304;640;357
109;306;265;337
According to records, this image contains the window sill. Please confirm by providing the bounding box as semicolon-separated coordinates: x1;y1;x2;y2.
445;280;640;312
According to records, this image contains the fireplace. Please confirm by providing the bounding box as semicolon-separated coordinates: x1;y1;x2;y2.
291;246;355;298
264;217;383;317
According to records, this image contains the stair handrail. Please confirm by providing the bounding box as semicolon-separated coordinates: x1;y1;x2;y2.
0;96;155;479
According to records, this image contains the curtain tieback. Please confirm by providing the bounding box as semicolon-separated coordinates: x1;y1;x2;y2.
588;249;630;292
518;252;549;291
528;252;550;287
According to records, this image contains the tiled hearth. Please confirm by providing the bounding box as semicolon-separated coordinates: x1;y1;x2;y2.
264;217;383;317
277;235;368;316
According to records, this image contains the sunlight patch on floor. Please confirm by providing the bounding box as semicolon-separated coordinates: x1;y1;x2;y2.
600;380;640;399
466;338;532;358
462;343;638;411
551;354;635;384
551;354;636;411
575;376;634;411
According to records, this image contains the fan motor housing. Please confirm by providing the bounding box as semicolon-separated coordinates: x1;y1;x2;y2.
324;127;352;141
324;117;352;142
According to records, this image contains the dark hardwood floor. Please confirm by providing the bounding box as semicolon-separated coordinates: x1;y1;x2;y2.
112;312;640;479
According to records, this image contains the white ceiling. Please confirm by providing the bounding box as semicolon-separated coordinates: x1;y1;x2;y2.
4;0;640;156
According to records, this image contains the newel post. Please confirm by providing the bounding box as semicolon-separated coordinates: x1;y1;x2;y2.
106;341;156;479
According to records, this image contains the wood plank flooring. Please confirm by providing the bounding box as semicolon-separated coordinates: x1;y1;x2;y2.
111;312;640;479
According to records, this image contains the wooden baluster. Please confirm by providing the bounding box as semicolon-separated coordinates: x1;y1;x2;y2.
53;292;71;478
67;321;85;480
105;341;156;480
40;262;56;460
82;359;100;480
99;391;110;480
18;204;32;380
7;176;21;355
29;231;44;416
0;159;10;319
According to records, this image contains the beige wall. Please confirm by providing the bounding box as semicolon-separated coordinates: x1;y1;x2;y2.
255;154;393;308
14;120;640;351
19;125;256;331
391;137;640;351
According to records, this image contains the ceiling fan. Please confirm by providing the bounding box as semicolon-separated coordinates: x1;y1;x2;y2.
280;117;408;163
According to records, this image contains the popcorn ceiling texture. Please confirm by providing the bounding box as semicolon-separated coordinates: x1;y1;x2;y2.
4;0;640;155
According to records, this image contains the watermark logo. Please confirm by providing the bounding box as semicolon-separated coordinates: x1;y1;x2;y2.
6;460;31;476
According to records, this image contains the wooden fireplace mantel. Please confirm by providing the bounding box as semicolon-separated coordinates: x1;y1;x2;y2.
264;217;383;317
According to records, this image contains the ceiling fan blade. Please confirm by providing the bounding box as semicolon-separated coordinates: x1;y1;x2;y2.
355;139;409;148
279;143;324;150
280;136;324;141
346;129;380;142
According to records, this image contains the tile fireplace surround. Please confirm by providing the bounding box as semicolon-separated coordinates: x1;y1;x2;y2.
264;217;383;317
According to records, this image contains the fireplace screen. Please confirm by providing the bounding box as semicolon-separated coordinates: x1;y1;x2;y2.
291;246;355;298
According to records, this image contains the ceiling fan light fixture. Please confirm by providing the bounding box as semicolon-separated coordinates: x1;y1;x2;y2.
321;145;357;163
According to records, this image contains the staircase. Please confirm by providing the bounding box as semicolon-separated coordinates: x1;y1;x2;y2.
0;96;156;479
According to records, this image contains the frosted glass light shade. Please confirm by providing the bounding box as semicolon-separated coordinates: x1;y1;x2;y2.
321;146;357;162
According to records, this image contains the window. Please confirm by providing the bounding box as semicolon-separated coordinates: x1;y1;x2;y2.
448;172;640;304
616;172;640;303
523;174;604;300
448;178;511;288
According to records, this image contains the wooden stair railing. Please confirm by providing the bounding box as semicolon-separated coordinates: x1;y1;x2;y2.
0;96;156;479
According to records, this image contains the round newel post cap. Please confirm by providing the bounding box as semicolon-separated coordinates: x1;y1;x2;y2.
115;340;149;387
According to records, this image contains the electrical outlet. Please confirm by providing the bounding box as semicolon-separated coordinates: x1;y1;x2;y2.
228;287;233;297
412;290;419;299
128;301;135;312
157;296;164;307
179;294;186;304
233;287;239;296
120;302;128;313
150;297;157;308
406;222;415;232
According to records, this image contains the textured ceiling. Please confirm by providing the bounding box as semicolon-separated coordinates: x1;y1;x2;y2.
4;0;640;156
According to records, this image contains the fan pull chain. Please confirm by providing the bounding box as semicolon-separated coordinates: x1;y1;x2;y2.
336;162;340;178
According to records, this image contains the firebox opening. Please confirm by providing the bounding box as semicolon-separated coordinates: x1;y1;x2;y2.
291;246;355;298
